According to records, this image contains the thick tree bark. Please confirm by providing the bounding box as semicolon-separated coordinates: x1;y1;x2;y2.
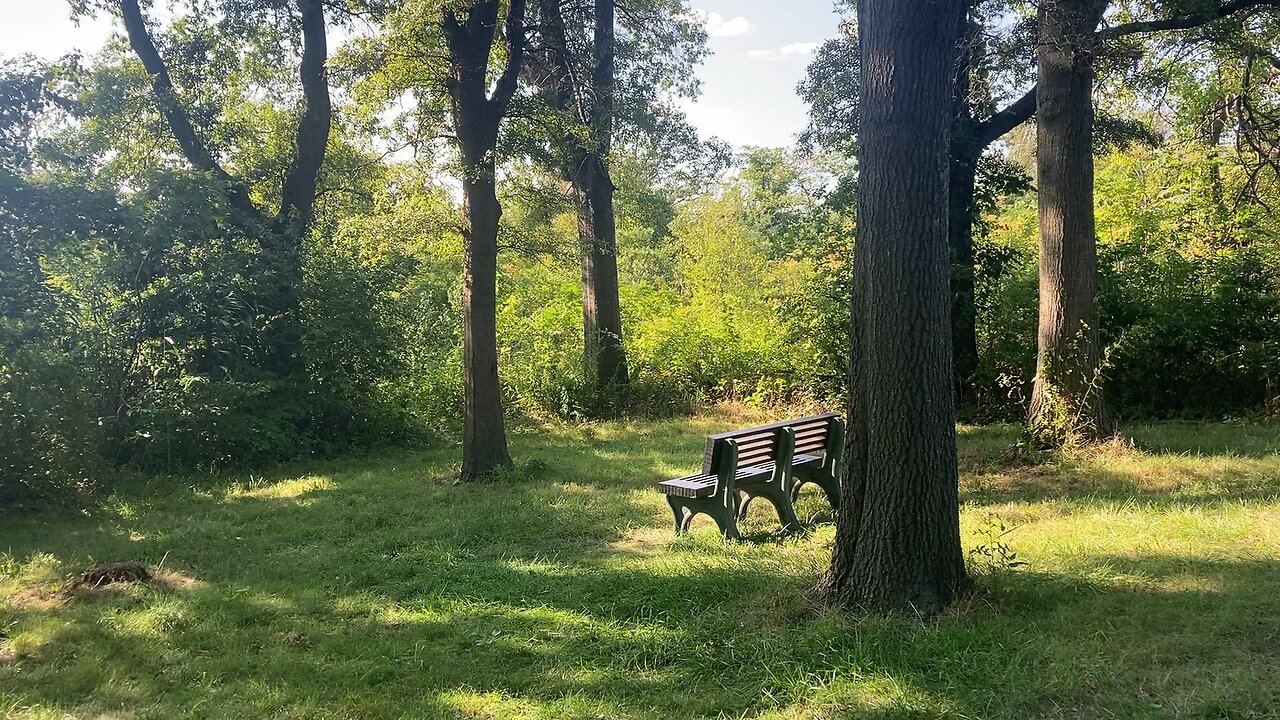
1028;0;1115;445
815;0;970;614
442;0;526;478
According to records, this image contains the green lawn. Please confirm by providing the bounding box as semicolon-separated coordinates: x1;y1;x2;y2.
3;411;1280;719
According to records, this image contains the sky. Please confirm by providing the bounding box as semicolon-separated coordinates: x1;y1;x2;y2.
0;0;845;150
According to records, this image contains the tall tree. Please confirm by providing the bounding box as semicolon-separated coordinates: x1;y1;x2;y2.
441;0;527;477
815;0;970;613
1028;0;1113;445
105;0;333;373
525;0;707;391
531;0;629;388
1028;0;1280;445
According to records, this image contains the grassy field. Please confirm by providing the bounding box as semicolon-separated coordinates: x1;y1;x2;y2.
3;410;1280;719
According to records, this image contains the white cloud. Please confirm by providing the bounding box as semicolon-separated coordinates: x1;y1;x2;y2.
749;42;820;61
690;8;751;37
780;42;820;55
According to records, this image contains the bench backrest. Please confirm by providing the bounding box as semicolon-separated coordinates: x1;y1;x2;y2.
702;412;843;475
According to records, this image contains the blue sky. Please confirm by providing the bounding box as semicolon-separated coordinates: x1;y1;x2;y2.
682;2;844;147
0;0;844;149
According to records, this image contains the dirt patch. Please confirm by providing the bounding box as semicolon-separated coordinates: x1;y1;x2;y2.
62;561;150;595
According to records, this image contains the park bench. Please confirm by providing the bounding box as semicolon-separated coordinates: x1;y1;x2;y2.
657;412;845;539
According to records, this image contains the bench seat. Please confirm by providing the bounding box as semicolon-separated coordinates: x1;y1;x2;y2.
657;455;824;498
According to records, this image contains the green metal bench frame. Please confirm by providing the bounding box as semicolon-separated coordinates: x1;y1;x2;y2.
657;413;845;539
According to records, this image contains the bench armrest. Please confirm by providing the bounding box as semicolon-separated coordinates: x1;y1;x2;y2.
712;438;739;505
825;416;846;478
773;426;796;488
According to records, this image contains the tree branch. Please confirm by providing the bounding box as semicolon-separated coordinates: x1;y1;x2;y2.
276;0;333;238
490;0;527;112
973;84;1037;150
118;0;231;181
118;0;265;224
1098;0;1280;40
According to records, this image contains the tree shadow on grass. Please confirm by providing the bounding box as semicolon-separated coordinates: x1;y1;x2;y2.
4;420;1280;718
1125;420;1280;458
961;462;1280;509
6;541;1280;719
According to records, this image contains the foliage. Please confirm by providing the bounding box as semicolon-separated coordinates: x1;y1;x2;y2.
5;0;1280;501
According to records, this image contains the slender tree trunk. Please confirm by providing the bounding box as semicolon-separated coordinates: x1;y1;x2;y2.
1028;0;1115;446
815;0;970;614
582;0;628;388
119;0;332;376
442;0;526;478
460;156;513;477
534;0;629;389
269;0;332;375
579;154;629;387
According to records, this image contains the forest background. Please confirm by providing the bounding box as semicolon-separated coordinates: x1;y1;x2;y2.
2;0;1278;503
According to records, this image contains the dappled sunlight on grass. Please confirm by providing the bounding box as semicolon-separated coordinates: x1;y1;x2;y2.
2;414;1279;718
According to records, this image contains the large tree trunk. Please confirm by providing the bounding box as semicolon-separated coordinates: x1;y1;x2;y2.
1028;0;1115;446
815;0;970;614
533;0;629;389
460;157;514;477
580;0;629;388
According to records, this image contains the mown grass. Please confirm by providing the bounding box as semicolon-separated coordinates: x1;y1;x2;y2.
2;410;1280;719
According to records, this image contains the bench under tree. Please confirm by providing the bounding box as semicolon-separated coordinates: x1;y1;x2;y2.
656;413;845;539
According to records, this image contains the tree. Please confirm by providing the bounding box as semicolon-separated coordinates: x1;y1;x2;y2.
524;0;707;392
100;0;333;374
799;5;1037;413
814;0;970;613
1028;0;1280;445
441;0;527;477
1028;0;1114;445
529;0;629;388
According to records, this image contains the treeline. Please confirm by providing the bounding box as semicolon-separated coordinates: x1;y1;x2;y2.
2;0;1279;504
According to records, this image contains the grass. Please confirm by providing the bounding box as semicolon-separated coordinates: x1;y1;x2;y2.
2;410;1280;719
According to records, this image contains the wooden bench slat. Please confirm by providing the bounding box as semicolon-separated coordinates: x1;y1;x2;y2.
657;461;777;498
794;427;830;442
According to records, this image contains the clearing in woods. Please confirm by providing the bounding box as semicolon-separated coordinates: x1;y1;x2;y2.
2;411;1279;718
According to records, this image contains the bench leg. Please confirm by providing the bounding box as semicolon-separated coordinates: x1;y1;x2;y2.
666;495;690;534
666;495;741;540
739;484;802;533
793;467;840;511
